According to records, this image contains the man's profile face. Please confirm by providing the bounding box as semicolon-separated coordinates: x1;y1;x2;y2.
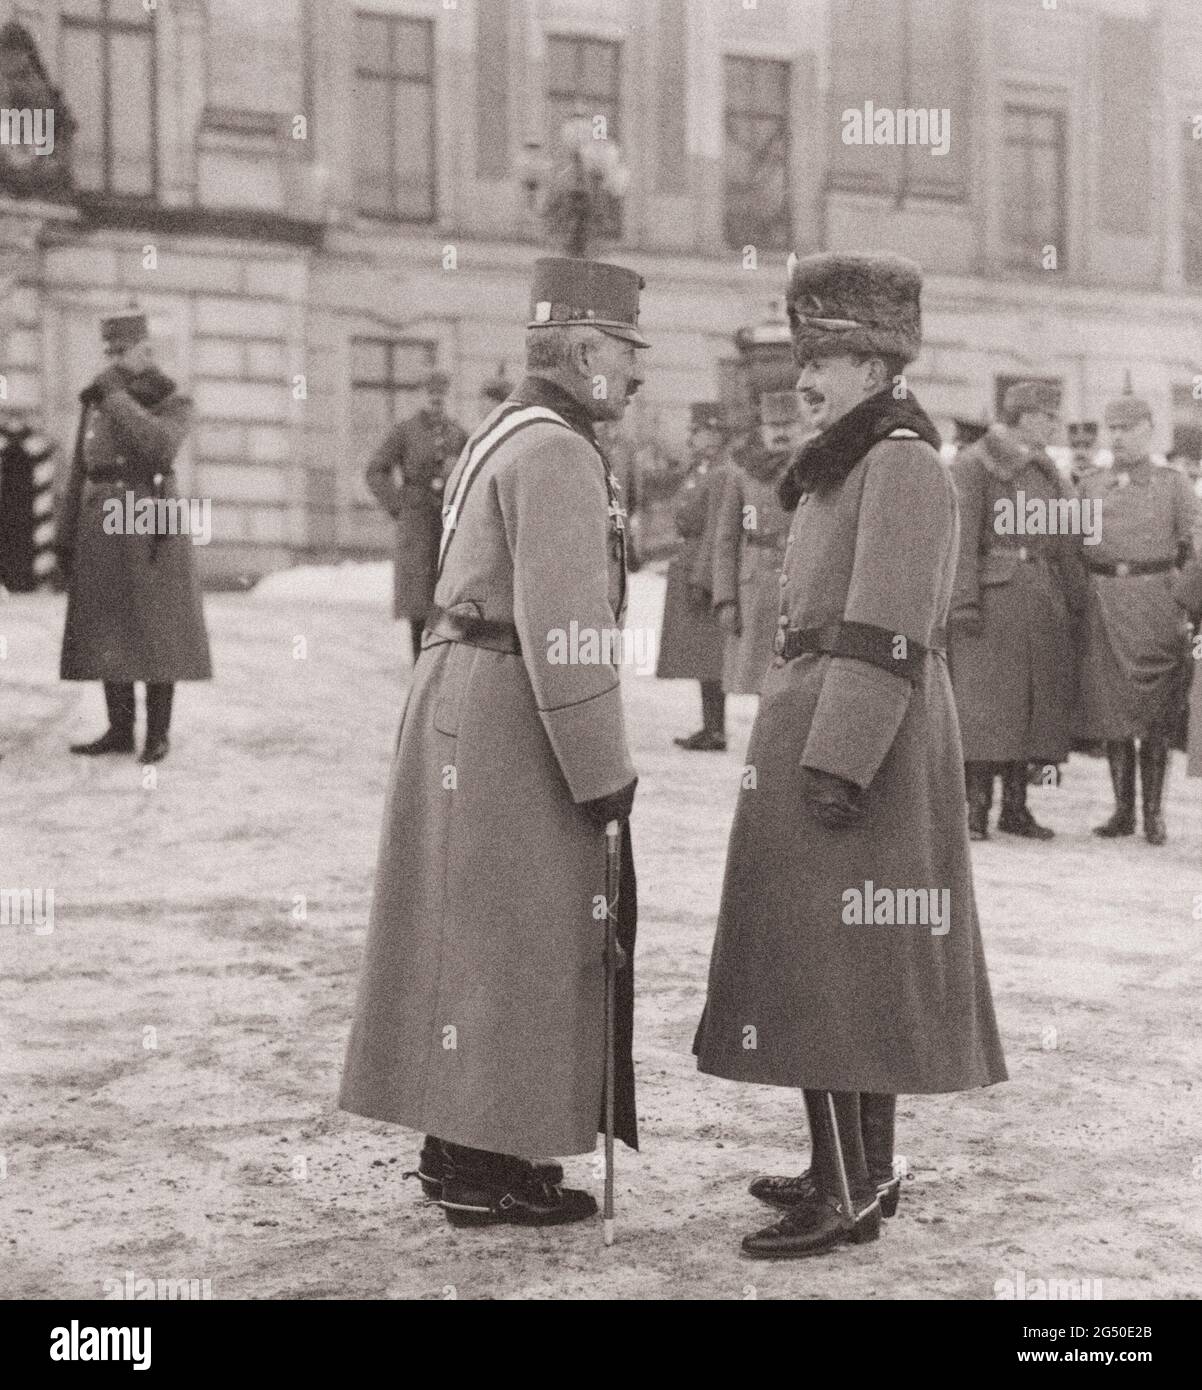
759;419;805;454
105;339;153;374
796;355;877;432
1015;409;1058;450
1109;417;1153;466
690;424;722;458
583;332;643;422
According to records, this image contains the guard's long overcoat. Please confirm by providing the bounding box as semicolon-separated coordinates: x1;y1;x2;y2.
696;427;1008;1094
58;377;212;683
366;409;469;621
1174;556;1202;775
947;425;1087;763
1075;461;1197;741
711;447;792;695
655;456;728;681
340;378;639;1158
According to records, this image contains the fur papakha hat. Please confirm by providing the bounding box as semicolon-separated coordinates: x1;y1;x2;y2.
1001;380;1061;426
785;251;923;367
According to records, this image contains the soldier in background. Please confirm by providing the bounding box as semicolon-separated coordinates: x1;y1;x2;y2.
1077;393;1198;845
1067;421;1101;486
55;313;211;765
477;361;513;425
712;391;807;696
365;368;468;662
952;417;988;459
948;382;1086;840
656;403;730;750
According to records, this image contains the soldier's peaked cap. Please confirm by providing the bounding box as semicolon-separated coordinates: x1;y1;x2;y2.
1001;380;1061;424
690;402;723;430
1067;421;1099;444
528;257;650;347
101;312;148;349
785;251;922;366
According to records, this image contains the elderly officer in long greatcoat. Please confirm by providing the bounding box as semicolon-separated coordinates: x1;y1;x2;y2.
341;256;648;1228
695;252;1007;1260
655;405;730;749
1077;393;1198;845
55;312;211;764
365;368;468;663
948;382;1088;840
711;391;806;696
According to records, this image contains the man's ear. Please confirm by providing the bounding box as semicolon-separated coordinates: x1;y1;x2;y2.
569;334;594;380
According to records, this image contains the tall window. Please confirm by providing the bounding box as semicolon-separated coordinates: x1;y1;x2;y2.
724;57;791;251
351;338;435;445
545;35;622;236
59;0;156;196
354;13;436;220
1182;118;1202;286
1002;106;1066;272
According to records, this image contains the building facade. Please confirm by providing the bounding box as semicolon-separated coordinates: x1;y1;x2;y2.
1;0;1201;579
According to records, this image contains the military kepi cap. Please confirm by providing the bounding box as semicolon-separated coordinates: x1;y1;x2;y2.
528;256;650;348
101;313;148;349
1002;380;1061;423
759;391;803;426
1104;395;1153;427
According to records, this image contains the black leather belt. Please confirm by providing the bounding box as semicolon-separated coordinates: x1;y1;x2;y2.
87;469;172;486
425;605;521;655
744;532;785;549
1087;558;1173;578
774;619;946;682
988;545;1044;563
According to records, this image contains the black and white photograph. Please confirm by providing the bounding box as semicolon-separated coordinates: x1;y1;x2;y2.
0;0;1199;1340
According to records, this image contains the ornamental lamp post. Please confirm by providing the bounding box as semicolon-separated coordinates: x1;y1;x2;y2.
518;109;630;259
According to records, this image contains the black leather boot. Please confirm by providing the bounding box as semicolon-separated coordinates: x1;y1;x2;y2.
437;1141;595;1227
1094;740;1136;836
1138;739;1169;846
70;682;135;755
997;762;1054;838
140;682;173;764
861;1092;901;1219
965;762;993;841
407;1136;563;1201
674;682;727;751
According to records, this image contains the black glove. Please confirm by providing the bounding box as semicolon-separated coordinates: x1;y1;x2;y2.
582;776;637;829
801;767;866;830
79;365;128;407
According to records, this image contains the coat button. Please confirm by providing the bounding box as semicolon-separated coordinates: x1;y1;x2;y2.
779;573;788;586
778;614;789;627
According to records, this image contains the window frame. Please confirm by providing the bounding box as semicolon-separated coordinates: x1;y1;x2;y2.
722;53;792;252
1001;103;1067;273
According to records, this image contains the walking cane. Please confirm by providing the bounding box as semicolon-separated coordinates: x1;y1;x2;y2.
824;1091;857;1228
602;819;621;1247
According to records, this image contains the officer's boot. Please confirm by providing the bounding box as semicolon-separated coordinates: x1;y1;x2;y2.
1093;740;1136;836
438;1141;595;1227
675;680;727;751
140;682;174;764
998;761;1054;839
406;1136;563;1202
1138;739;1169;846
742;1091;881;1259
861;1092;901;1219
70;682;135;755
965;761;994;841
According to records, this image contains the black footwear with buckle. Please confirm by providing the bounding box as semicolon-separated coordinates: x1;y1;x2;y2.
406;1137;563;1201
741;1191;882;1259
69;727;135;756
439;1169;596;1228
996;806;1054;840
749;1168;900;1218
673;729;727;752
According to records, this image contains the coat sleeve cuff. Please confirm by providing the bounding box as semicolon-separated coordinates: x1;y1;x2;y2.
801;658;912;789
539;682;636;804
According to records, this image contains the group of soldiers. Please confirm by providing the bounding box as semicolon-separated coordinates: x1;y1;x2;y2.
658;375;1202;849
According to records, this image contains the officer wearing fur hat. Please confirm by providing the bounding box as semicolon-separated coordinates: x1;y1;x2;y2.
55;312;211;764
695;252;1006;1260
712;392;808;695
656;403;730;749
341;256;647;1228
1076;392;1198;845
365;367;468;662
948;381;1088;840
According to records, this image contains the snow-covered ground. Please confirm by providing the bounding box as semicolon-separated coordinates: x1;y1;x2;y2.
1;569;1200;1299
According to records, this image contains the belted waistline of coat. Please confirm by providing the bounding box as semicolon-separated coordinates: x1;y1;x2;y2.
1086;558;1174;578
425;605;522;655
743;531;786;549
86;465;175;486
774;619;947;683
988;544;1048;563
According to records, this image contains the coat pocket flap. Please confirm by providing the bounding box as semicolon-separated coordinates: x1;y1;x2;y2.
432;642;476;736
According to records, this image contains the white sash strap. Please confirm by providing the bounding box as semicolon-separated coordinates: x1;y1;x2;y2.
437;406;570;572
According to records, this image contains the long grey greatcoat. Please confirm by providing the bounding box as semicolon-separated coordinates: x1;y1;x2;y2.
948;426;1087;763
696;426;1008;1094
58;378;212;683
365;409;469;621
1076;460;1197;741
655;456;728;681
711;448;792;695
340;378;638;1158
